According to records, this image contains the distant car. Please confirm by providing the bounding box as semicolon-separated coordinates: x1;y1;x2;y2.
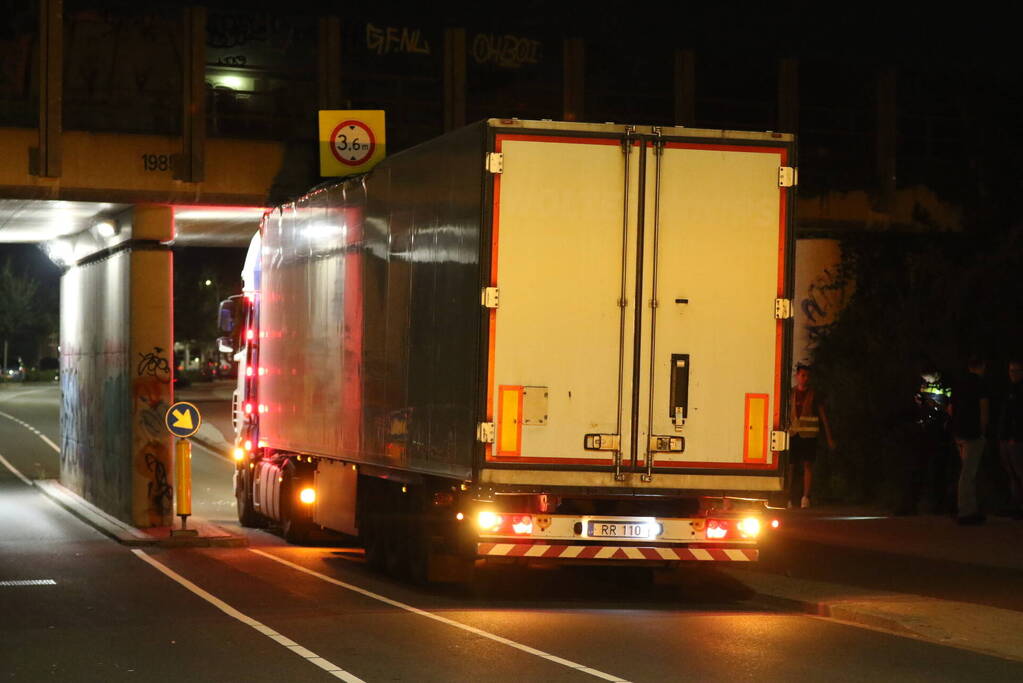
4;364;25;382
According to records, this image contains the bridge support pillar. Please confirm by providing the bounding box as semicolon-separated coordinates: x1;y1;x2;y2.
60;205;174;527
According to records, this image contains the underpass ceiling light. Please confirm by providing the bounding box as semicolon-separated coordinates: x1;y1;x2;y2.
45;239;74;266
174;207;265;222
95;220;117;238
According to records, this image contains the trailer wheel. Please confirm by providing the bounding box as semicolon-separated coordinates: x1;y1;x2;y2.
280;464;313;544
383;507;409;578
235;466;267;528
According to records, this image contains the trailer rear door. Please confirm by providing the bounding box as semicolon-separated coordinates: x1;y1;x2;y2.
483;124;792;491
485;133;636;470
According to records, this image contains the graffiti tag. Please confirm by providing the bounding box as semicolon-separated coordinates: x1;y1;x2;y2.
471;33;542;69
137;346;171;378
366;23;431;56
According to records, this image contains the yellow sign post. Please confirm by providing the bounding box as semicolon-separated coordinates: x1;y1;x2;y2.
319;110;387;177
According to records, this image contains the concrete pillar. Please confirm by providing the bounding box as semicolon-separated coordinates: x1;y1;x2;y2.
318;16;343;110
876;66;897;211
674;49;695;127
129;206;175;527
178;7;206;183
59;205;174;527
563;38;585;122
34;0;62;177
444;28;467;132
778;57;799;134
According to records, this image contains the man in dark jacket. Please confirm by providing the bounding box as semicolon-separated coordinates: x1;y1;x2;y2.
950;356;989;524
998;360;1023;520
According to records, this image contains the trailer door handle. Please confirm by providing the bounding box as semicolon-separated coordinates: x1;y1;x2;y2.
674;298;689;304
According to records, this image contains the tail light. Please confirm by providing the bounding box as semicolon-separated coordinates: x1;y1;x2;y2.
705;517;763;540
476;511;533;535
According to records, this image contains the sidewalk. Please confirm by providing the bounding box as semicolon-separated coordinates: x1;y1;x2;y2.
36;479;246;548
725;504;1023;663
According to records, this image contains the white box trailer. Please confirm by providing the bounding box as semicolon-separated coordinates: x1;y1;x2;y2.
227;120;795;580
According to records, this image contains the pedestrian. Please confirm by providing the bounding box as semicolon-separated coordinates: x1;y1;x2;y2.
897;361;952;515
788;363;835;509
997;359;1023;520
950;356;988;525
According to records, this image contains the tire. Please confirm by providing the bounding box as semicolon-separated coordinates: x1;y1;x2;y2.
236;467;267;528
281;464;313;545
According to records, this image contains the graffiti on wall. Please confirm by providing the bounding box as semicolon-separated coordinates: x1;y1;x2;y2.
471;33;542;69
792;239;854;371
133;346;173;526
366;23;431;56
802;265;851;345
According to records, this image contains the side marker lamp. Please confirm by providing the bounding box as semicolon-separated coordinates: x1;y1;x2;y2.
299;487;316;504
771;519;780;529
737;517;762;539
477;510;501;532
232;447;245;461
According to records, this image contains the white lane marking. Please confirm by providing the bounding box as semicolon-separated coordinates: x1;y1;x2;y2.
250;548;630;683
0;409;60;453
191;439;235;465
0;579;56;586
0;387;54;403
131;549;364;683
0;453;33;486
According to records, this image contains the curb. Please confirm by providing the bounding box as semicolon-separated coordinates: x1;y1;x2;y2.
35;479;247;549
727;568;1023;663
748;591;921;639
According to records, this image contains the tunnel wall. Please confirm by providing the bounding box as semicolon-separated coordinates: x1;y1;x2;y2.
60;213;175;527
60;252;133;521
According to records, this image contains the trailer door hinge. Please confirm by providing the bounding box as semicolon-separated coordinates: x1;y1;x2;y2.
477;422;495;444
486;153;504;174
481;287;500;309
778;166;798;187
774;298;793;319
771;430;789;452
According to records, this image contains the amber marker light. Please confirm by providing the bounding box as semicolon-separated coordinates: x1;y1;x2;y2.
299;488;316;504
771;519;780;529
456;512;464;521
477;510;501;532
232;447;245;461
737;517;762;539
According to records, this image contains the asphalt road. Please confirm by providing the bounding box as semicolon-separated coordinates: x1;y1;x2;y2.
2;382;1023;681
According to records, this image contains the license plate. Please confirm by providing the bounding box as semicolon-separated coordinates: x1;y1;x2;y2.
587;521;656;539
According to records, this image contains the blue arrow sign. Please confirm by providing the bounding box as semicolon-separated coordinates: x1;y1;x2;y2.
165;401;202;439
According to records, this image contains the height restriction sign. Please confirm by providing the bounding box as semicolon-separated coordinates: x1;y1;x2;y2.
319;110;386;177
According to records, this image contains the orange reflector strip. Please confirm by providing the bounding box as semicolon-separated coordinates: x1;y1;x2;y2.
743;393;769;462
497;385;523;456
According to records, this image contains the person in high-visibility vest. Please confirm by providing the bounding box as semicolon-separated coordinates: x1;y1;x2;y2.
788;363;835;509
897;362;953;515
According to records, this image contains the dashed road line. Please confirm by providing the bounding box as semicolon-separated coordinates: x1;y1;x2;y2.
250;548;631;682
0;453;33;486
132;549;364;682
0;409;59;454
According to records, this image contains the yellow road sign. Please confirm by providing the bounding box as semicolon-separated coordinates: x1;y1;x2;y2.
165;401;201;438
319;110;386;177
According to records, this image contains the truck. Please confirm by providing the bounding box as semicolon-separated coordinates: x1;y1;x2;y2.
219;119;796;582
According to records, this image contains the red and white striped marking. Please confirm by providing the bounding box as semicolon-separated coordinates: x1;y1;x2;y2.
477;543;757;562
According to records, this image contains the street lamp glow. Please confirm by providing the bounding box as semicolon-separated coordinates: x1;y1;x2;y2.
204;279;212;286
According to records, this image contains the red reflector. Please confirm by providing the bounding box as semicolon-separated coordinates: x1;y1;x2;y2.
246;329;255;340
246;367;253;377
244;402;253;414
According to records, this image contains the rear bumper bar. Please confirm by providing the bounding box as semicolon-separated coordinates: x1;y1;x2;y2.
477;543;757;562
